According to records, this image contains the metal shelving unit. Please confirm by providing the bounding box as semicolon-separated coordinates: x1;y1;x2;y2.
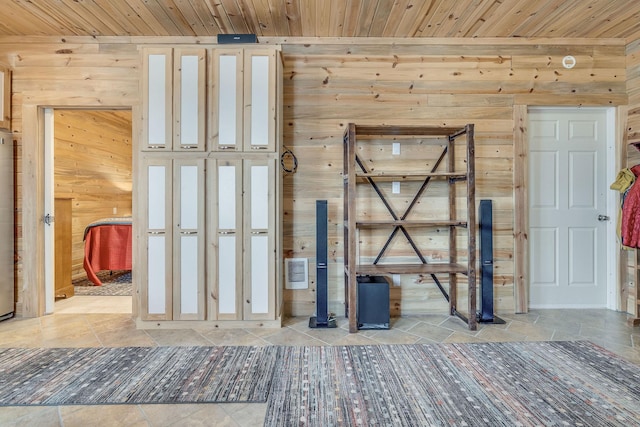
343;123;476;332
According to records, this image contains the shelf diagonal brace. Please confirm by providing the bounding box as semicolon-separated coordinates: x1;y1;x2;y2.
373;145;449;263
355;156;426;260
354;155;400;221
355;148;451;302
369;146;451;301
354;155;424;260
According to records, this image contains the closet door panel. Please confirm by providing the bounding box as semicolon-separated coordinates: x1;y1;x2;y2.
174;49;205;151
243;50;276;152
0;67;10;129
243;159;276;319
147;235;167;315
173;160;205;320
142;49;172;151
142;159;172;319
211;49;243;152
209;159;243;320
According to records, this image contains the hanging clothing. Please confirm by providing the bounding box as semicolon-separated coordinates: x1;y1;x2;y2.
610;167;635;193
619;165;640;248
611;167;635;248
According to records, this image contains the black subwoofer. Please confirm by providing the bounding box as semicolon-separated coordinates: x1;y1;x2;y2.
357;276;389;330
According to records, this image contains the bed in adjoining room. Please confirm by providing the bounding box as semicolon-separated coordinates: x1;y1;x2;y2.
83;217;132;286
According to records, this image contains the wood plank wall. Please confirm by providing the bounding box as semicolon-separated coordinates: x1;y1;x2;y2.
0;38;139;316
54;109;132;280
627;39;640;155
280;41;627;316
621;40;640;315
0;36;629;318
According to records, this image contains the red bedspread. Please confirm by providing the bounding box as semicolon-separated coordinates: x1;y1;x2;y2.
83;224;132;285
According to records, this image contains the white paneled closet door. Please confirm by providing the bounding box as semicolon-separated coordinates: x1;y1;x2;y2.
209;158;243;320
143;48;206;152
211;49;243;152
173;159;205;320
143;158;173;320
139;45;281;326
143;48;172;151
211;48;277;153
243;50;277;152
174;49;206;151
243;158;276;320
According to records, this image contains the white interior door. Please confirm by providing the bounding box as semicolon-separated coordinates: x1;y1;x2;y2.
528;108;611;308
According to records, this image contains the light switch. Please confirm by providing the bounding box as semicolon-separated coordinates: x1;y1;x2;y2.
392;274;401;287
392;142;400;155
392;181;400;194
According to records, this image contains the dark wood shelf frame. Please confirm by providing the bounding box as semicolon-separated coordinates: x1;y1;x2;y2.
343;123;477;332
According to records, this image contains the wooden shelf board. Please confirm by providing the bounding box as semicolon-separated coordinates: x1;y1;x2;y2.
353;125;467;137
355;172;467;181
353;263;468;275
355;220;467;227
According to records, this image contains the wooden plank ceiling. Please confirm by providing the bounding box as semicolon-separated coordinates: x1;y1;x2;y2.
0;0;639;42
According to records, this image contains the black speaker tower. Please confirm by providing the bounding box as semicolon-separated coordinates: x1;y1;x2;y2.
309;200;336;328
478;199;505;324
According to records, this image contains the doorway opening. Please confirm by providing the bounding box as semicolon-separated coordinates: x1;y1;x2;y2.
45;108;133;314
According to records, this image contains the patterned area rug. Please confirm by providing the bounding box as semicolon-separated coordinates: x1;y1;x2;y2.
73;270;132;296
2;341;639;424
0;346;277;406
265;341;640;426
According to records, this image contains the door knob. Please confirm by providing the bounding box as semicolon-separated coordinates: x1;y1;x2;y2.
43;213;54;226
597;215;610;221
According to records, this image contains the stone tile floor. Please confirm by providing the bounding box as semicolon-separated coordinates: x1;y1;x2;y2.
0;299;638;426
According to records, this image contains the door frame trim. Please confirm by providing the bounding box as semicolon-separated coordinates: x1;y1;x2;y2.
514;106;619;312
21;103;134;318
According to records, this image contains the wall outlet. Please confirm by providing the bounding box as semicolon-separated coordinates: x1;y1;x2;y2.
392;181;400;194
392;142;400;155
392;274;401;287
